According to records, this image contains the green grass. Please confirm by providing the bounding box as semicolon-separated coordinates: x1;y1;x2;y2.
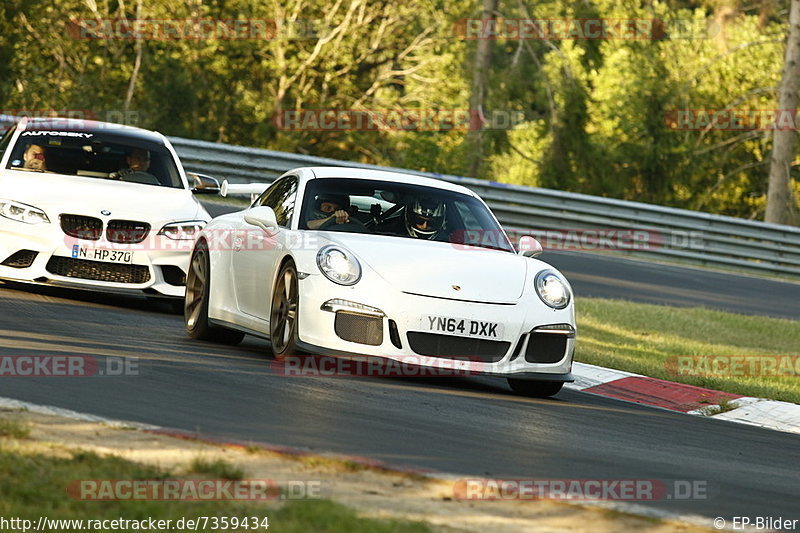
244;444;263;454
186;457;245;480
269;500;431;533
0;444;432;533
576;298;800;403
295;454;369;472
0;419;31;439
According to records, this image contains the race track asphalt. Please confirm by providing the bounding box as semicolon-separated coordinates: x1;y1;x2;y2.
0;282;798;522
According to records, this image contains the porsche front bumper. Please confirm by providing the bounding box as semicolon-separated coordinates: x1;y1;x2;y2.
293;272;575;379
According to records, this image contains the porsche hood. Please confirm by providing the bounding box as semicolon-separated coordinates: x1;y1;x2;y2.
321;233;529;303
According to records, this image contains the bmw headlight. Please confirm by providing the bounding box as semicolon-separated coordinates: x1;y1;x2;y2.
158;220;206;240
535;269;571;309
0;200;50;224
317;245;361;286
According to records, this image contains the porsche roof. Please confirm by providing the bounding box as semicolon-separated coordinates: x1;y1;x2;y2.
303;166;477;197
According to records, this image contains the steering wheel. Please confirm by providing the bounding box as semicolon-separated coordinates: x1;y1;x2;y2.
318;216;371;233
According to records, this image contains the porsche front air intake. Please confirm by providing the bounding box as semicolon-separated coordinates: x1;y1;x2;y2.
334;312;384;346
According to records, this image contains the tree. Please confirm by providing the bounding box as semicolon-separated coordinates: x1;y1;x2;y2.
466;0;498;177
765;0;800;224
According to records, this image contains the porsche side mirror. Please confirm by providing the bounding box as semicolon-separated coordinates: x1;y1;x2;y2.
188;172;222;194
518;235;543;257
244;206;279;235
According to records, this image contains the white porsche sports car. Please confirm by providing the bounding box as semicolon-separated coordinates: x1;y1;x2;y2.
185;167;575;396
0;117;217;300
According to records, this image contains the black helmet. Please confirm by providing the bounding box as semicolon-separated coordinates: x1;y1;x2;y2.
314;194;349;211
405;197;446;239
311;194;350;220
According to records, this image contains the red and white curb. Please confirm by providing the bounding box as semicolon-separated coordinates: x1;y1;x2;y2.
567;362;800;435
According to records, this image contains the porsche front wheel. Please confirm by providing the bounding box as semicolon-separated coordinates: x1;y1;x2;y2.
270;261;300;357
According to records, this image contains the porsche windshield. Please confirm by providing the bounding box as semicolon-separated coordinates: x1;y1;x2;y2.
6;128;183;188
301;178;515;252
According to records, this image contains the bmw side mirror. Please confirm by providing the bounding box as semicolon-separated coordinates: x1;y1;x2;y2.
244;206;279;235
518;235;543;257
188;172;222;194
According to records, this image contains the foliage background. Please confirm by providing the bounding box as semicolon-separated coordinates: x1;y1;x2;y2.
1;0;798;220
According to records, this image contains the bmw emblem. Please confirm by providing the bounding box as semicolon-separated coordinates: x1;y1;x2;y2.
101;210;111;216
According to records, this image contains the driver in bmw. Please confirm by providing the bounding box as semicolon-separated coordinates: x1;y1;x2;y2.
23;144;47;171
306;194;351;230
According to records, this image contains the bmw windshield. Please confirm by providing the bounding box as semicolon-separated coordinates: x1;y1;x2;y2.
5;124;183;189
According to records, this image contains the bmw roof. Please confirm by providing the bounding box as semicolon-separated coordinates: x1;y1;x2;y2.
15;116;167;144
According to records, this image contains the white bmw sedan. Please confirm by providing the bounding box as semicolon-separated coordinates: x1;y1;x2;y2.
185;167;575;396
0;117;215;301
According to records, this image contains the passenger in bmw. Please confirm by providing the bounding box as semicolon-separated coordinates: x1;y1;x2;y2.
111;148;159;184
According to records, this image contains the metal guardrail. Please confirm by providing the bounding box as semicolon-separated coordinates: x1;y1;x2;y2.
175;136;799;280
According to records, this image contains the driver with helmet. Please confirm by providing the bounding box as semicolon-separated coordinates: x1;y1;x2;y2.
404;197;447;239
306;193;351;230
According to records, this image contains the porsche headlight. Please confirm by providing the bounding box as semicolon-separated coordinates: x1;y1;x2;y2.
0;200;50;224
535;270;571;309
158;220;206;240
317;245;361;286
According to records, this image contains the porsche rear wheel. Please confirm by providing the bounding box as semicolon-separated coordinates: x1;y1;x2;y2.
185;241;245;345
507;378;564;398
270;261;299;357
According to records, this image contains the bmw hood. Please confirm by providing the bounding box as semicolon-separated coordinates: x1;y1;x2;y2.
321;233;529;303
0;170;207;222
